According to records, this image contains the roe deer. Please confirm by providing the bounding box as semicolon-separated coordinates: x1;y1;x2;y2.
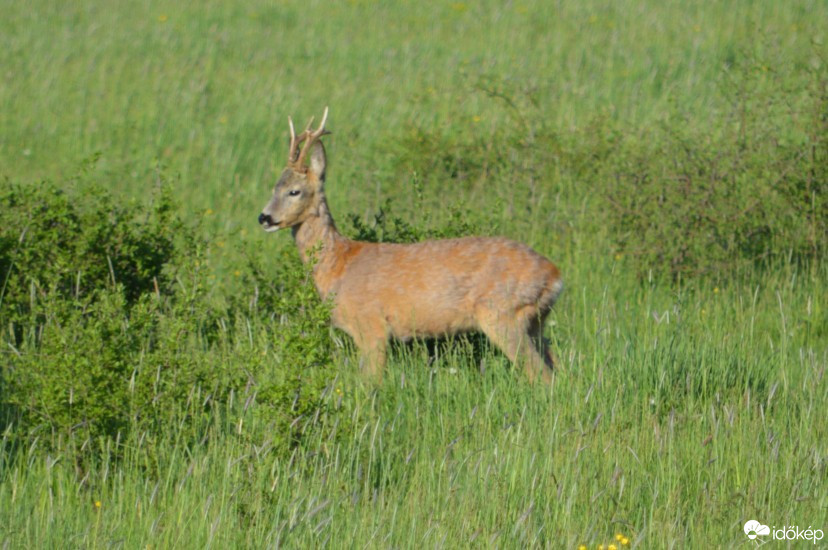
258;108;563;383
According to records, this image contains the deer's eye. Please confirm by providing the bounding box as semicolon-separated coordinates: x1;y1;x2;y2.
288;189;301;197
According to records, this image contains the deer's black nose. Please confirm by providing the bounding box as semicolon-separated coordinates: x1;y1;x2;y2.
258;213;271;225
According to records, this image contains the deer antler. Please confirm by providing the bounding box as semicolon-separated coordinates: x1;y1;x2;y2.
287;107;329;172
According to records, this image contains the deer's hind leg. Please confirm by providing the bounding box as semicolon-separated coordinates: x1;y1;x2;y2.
527;310;558;378
476;305;551;384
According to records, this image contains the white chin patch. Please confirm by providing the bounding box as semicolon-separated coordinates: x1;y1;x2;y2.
264;224;281;233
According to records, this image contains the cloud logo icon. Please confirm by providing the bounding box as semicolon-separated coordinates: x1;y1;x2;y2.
744;520;770;539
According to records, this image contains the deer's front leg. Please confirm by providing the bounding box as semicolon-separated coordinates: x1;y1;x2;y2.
359;338;388;383
340;313;388;383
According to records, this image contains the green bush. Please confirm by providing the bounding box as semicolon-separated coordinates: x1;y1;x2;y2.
387;62;826;281
602;60;827;279
0;174;228;445
346;174;492;244
232;244;339;454
4;288;227;442
0;176;184;330
0;174;341;460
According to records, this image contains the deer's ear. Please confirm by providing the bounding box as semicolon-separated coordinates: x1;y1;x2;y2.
309;140;327;183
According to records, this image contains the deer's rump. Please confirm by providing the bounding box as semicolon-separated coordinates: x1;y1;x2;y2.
330;236;561;340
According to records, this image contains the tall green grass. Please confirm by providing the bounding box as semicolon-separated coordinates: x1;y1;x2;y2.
1;264;824;547
1;0;826;547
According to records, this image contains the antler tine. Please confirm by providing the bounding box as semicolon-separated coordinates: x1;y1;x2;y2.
293;106;330;170
316;106;329;136
288;116;298;163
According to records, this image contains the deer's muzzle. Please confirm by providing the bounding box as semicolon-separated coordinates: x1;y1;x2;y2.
258;212;280;231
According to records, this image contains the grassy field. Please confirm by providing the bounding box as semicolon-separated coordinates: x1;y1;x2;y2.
1;0;827;548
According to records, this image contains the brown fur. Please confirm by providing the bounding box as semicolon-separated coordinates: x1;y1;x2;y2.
259;112;563;383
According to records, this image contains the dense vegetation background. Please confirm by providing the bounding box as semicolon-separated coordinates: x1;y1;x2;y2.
1;0;825;547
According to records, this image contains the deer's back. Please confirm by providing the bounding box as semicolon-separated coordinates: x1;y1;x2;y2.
327;236;561;339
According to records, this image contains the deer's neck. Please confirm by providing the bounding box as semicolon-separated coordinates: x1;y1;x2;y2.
291;196;347;299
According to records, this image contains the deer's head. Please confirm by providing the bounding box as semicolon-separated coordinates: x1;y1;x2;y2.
259;107;329;232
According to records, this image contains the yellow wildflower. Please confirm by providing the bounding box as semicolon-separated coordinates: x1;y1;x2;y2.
615;534;624;541
158;14;168;23
621;537;630;546
95;500;101;509
608;545;617;550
